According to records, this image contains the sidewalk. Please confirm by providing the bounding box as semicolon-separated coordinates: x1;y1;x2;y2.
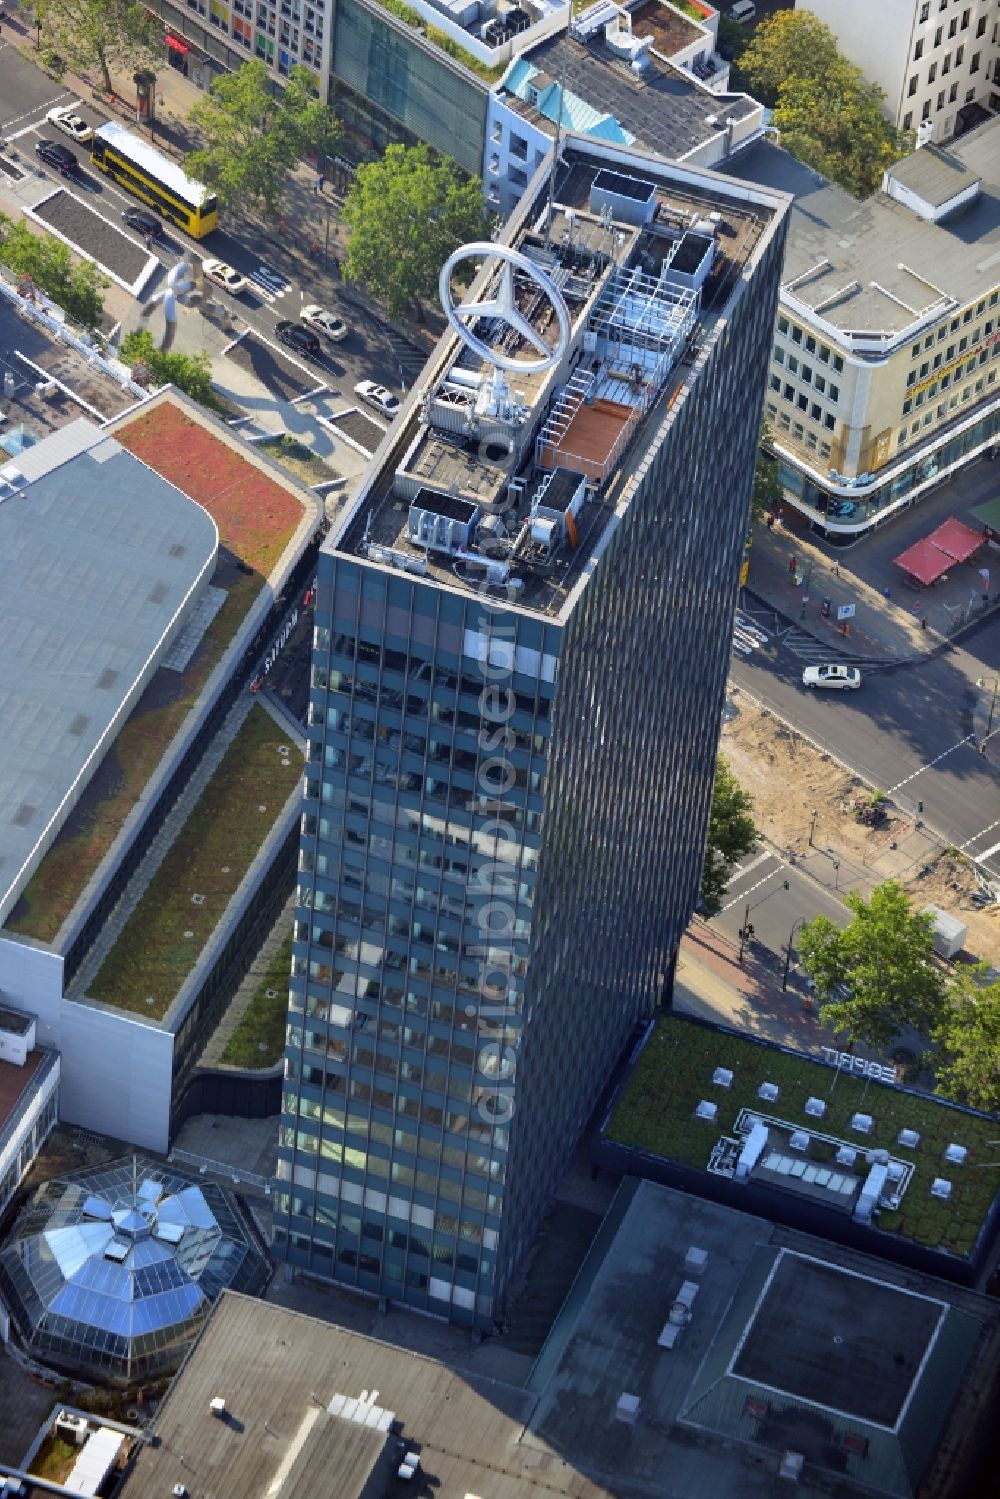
746;456;1000;663
2;13;445;362
673;919;893;1069
746;521;934;662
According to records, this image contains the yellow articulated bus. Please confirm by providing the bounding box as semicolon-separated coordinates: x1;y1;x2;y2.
90;121;218;239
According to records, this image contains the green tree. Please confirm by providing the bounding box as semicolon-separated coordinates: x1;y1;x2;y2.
0;212;106;328
738;11;839;108
931;966;1000;1112
342;143;490;319
751;417;783;523
739;12;908;198
22;0;161;96
700;756;756;916
187;61;340;221
798;881;946;1050
119;328;225;413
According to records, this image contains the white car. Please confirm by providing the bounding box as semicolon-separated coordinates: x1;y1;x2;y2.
46;106;93;144
202;258;248;295
802;664;862;691
301;304;348;342
354;379;401;418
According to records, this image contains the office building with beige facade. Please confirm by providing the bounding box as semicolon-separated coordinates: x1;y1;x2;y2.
732;118;1000;536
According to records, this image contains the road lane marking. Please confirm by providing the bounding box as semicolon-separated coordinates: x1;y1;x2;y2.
2;93;76;134
888;735;975;793
960;817;1000;853
726;851;774;888
721;862;788;912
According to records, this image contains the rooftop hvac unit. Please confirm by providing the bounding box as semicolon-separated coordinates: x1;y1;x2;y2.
758;1082;779;1103
615;1392;640;1424
804;1098;826;1119
851;1113;874;1135
897;1129;920;1149
694;1099;717;1122
55;1411;89;1446
944;1143;967;1165
779;1451;804;1482
789;1131;810;1152
930;1177;952;1200
853;1161;888;1224
712;1067;733;1088
735;1120;768;1184
684;1246;708;1276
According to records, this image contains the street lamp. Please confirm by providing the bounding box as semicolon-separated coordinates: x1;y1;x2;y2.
739;879;790;965
782;916;807;991
808;807;818;846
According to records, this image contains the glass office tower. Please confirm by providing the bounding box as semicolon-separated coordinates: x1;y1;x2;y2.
275;139;789;1325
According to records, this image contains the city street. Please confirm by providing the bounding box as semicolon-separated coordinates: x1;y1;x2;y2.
0;42;427;404
711;846;849;988
731;610;1000;885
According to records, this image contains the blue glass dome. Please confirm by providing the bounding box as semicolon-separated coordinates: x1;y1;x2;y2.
0;1155;270;1384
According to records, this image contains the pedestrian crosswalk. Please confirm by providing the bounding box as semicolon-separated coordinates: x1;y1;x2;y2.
383;324;431;386
737;600;871;665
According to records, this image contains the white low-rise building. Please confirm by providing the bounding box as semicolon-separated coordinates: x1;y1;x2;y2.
0;1008;59;1218
803;0;998;147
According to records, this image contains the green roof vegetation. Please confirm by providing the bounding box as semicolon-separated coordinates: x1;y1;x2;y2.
606;1013;1000;1259
4;398;311;947
258;435;341;487
5;571;260;945
371;0;507;82
669;0;711;22
220;930;293;1068
87;706;299;1021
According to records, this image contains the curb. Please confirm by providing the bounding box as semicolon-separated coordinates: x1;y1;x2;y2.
743;585;999;671
727;679;953;873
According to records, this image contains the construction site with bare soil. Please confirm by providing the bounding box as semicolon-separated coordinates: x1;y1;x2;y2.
722;691;1000;970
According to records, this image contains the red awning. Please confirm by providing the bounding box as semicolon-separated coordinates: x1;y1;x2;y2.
924;516;981;563
165;34;189;52
893;537;953;586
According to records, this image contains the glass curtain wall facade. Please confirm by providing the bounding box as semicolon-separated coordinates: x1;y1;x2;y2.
275;189;788;1329
332;0;488;176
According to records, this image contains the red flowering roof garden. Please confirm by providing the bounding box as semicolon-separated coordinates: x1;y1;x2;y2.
115;398;307;576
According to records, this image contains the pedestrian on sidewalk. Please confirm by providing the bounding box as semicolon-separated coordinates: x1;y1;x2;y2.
921;615;928;630
833;559;840;578
800;594;809;618
766;513;775;531
883;586;891;602
789;552;797;577
318;172;326;192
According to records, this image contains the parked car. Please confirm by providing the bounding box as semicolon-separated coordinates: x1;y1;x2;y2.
801;664;862;691
354;379;401;418
275;320;321;358
34;138;78;177
46;107;94;144
202;258;248;295
729;0;755;21
122;206;163;238
300;303;348;342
